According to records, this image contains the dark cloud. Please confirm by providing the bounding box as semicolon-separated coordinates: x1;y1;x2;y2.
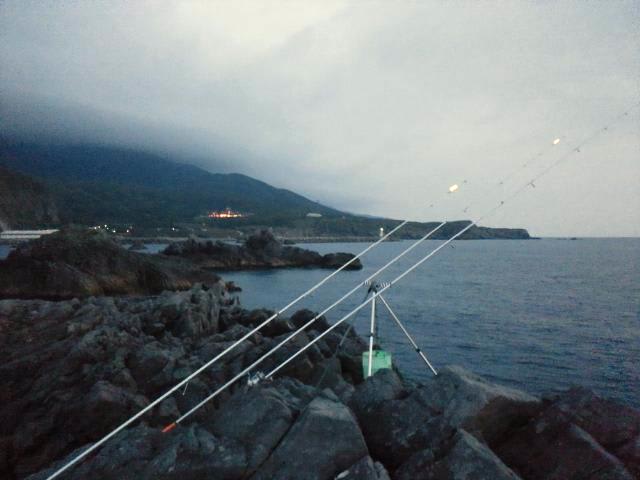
1;1;638;235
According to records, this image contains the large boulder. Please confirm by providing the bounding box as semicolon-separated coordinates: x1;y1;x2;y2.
242;309;294;337
349;369;407;418
617;436;640;480
244;229;283;256
348;366;538;470
26;423;247;480
163;230;362;271
544;387;640;477
253;395;369;480
417;366;541;444
0;228;215;299
495;405;634;480
290;309;330;332
395;429;521;480
320;252;362;270
357;392;454;469
71;380;149;431
335;456;391;480
146;285;223;338
0;166;60;228
0;284;230;479
209;379;315;473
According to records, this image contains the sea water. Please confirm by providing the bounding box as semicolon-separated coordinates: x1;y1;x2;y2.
1;238;637;406
221;239;639;407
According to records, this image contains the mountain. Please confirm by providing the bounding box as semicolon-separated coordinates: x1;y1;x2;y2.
0;140;530;239
0;141;340;226
0;166;59;230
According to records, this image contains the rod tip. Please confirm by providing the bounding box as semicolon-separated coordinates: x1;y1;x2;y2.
162;422;177;433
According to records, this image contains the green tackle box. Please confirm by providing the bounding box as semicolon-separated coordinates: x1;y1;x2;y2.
362;350;392;378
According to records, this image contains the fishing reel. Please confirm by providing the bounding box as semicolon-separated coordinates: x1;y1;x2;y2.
247;371;269;387
363;279;390;295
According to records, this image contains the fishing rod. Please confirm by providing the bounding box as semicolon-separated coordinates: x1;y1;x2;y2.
143;133;553;435
264;224;475;381
45;104;637;479
44;221;448;480
40;221;409;480
45;204;457;479
170;104;638;425
166;221;447;429
256;129;600;388
263;107;639;380
173;222;475;425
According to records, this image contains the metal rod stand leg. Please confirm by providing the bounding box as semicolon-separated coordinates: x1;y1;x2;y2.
378;294;438;376
367;294;376;378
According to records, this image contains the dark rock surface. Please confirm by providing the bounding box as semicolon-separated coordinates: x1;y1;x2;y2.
0;166;60;230
493;389;637;480
547;387;640;477
0;285;637;480
395;429;520;480
209;379;313;474
0;228;360;300
0;285;365;479
163;230;362;271
127;239;147;251
349;366;539;470
336;455;391;480
252;394;368;480
27;423;248;480
0;228;216;300
415;366;542;445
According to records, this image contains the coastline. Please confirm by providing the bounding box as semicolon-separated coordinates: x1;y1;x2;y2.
2;284;637;479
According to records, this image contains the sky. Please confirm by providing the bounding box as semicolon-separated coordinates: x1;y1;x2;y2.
1;0;639;237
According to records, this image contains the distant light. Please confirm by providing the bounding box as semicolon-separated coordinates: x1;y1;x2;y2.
553;138;561;145
448;184;459;193
208;208;245;219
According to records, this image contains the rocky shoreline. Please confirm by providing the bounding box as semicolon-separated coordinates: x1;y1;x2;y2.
0;229;360;300
1;281;638;480
162;230;362;271
0;229;213;300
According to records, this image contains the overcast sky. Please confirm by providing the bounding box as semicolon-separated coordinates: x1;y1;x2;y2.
1;1;638;236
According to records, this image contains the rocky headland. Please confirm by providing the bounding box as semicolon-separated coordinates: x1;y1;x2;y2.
162;229;362;271
0;229;215;300
0;166;60;230
0;229;360;300
0;281;638;480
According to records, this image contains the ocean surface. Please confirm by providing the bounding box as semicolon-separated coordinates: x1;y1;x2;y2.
1;239;637;406
220;239;639;407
